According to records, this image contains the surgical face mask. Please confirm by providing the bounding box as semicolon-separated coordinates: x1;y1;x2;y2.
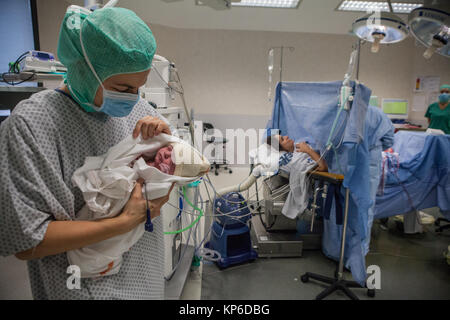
98;88;140;117
438;93;449;104
78;19;140;117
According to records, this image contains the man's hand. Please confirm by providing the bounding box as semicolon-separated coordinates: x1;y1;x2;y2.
295;142;312;154
133;116;171;140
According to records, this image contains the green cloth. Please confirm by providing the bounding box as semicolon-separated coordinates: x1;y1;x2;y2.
440;84;450;91
57;6;157;112
425;102;450;134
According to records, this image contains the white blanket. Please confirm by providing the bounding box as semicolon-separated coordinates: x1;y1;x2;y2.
281;152;316;219
69;133;206;278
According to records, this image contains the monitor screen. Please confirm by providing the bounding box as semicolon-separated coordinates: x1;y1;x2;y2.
0;0;39;87
382;99;408;118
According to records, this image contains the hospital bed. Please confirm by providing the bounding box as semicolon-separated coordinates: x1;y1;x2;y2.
250;160;377;299
214;75;383;299
255;102;450;299
374;130;450;224
259;79;385;290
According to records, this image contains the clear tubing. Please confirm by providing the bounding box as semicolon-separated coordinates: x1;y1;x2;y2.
163;186;203;235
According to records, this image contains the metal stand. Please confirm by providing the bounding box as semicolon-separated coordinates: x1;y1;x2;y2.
301;174;375;300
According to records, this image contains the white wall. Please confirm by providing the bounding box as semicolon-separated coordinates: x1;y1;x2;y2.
150;24;450;128
36;0;450;126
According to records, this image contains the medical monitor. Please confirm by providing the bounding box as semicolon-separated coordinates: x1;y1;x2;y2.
382;99;408;119
0;0;40;88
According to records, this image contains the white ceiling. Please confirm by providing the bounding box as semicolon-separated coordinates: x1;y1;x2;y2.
112;0;422;35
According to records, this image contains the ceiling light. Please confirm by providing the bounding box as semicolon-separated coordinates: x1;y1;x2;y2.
232;0;301;8
337;1;422;14
408;0;450;59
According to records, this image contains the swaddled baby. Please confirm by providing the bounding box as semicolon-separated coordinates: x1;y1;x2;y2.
70;134;210;278
130;145;176;174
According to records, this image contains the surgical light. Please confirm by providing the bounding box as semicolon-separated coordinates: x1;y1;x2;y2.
408;0;450;59
352;11;409;53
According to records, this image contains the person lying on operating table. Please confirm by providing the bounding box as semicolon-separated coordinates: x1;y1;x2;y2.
266;134;328;172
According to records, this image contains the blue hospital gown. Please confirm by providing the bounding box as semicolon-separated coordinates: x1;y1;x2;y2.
0;89;173;300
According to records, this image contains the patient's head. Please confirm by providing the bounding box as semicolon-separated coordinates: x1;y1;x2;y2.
266;134;294;152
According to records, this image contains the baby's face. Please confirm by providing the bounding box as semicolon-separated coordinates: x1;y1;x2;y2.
154;145;175;174
155;145;173;164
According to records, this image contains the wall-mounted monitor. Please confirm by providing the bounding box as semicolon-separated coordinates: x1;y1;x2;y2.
382;99;408;119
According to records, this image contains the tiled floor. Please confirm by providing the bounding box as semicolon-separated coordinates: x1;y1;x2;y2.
200;215;450;300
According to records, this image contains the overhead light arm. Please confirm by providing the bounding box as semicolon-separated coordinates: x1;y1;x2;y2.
387;0;393;13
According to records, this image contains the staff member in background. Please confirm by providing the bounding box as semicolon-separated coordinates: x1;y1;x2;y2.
425;84;450;134
0;6;174;300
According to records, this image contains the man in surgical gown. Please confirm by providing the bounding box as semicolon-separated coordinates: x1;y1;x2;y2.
322;105;394;285
0;7;174;299
363;106;394;255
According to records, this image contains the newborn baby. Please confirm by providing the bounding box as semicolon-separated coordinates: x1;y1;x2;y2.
71;134;210;278
130;142;209;177
146;145;176;175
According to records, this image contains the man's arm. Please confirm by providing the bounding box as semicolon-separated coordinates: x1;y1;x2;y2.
296;142;328;172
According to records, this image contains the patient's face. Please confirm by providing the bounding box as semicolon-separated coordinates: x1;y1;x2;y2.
277;135;294;152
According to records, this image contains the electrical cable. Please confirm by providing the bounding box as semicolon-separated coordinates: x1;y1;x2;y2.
164;207;194;281
165;197;262;219
2;52;36;86
165;186;204;281
151;62;194;144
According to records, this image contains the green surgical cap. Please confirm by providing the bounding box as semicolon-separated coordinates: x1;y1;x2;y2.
440;84;450;91
57;6;157;112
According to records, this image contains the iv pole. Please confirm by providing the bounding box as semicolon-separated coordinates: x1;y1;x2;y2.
356;39;361;81
268;46;295;101
268;46;295;130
